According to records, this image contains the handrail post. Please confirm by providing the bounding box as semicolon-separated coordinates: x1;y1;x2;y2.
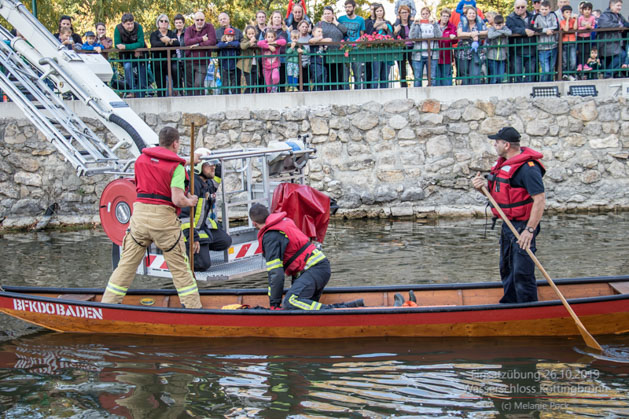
167;48;173;96
427;41;432;86
557;27;564;81
298;50;303;92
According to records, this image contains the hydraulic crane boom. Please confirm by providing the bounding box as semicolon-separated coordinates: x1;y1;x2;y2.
0;0;157;175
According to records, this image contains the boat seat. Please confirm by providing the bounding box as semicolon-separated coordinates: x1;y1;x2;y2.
610;281;629;295
58;294;95;301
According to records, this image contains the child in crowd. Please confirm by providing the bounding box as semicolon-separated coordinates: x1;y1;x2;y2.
286;29;301;91
239;25;259;93
81;31;104;53
296;20;312;89
217;28;241;95
59;27;79;51
308;26;330;91
577;2;596;66
257;30;287;93
409;7;441;87
560;5;578;80
533;1;559;82
593;9;602;20
394;0;417;20
486;14;512;84
586;47;601;78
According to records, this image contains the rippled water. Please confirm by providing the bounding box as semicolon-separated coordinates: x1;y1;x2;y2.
1;214;628;417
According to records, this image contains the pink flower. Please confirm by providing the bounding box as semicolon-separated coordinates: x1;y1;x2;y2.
344;51;349;57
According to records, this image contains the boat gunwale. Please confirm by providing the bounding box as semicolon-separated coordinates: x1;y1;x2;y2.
1;276;628;316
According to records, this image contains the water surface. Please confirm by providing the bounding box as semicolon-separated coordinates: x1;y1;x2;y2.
0;214;628;417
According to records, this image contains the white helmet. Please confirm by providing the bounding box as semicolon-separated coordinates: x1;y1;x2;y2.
194;147;213;174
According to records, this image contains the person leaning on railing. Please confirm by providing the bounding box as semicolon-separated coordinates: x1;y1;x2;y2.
264;11;291;91
296;20;313;89
316;6;348;90
456;5;487;85
393;5;413;88
239;25;260;93
532;1;559;82
597;0;629;77
150;14;179;97
95;22;112;59
114;13;148;98
436;8;457;86
409;7;441;87
369;3;393;89
576;2;596;74
486;14;512;84
506;0;537;83
172;14;187;94
183;11;217;96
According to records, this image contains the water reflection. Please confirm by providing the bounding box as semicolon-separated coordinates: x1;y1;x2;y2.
0;334;627;417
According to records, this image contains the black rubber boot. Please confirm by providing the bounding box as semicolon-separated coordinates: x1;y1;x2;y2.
394;293;405;307
409;290;417;303
343;299;365;308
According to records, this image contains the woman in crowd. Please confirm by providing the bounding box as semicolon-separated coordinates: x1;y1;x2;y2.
409;6;441;87
286;4;312;31
393;5;414;87
95;22;113;58
263;11;290;91
150;14;179;96
436;8;456;86
316;6;347;90
456;5;486;85
171;14;187;94
370;3;393;88
55;15;82;46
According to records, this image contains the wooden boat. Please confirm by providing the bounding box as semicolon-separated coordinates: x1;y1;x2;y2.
1;276;628;339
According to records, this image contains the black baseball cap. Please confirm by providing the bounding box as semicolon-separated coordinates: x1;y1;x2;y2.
488;127;521;142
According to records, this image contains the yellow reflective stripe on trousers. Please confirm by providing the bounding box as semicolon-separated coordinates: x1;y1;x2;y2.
106;282;128;296
267;286;272;297
304;249;325;270
193;198;204;225
288;294;322;310
199;232;209;239
208;218;218;229
266;258;282;271
177;284;198;297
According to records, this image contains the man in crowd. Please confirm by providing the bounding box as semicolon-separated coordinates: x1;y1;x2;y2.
184;11;217;95
597;0;629;77
180;148;232;271
472;127;546;304
338;0;366;88
102;127;202;309
507;0;537;82
114;13;148;97
250;204;363;310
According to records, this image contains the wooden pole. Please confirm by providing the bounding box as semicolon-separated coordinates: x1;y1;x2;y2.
481;186;603;352
189;122;196;276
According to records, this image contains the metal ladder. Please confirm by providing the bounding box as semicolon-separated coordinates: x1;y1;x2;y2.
0;29;132;176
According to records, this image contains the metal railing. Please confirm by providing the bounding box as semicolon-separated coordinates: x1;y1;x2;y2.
5;27;625;99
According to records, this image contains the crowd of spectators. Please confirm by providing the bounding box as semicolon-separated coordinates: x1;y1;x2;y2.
47;0;629;96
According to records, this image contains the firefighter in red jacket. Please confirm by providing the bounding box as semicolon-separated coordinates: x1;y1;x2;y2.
102;127;202;308
472;127;546;304
249;203;332;310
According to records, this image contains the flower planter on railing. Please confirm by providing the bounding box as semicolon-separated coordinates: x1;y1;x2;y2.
326;48;403;63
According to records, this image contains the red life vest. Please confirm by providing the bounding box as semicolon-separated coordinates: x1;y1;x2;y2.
135;146;186;211
257;212;316;276
487;147;545;221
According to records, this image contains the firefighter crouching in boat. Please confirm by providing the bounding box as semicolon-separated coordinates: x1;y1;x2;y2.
472;127;546;304
102;127;202;309
249;204;364;310
179;148;232;271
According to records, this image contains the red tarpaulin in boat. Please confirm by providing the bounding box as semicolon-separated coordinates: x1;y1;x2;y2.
271;183;330;243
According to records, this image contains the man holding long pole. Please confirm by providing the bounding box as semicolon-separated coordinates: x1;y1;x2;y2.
472;126;546;304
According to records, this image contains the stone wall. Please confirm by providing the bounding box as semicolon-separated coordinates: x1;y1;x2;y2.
1;95;629;229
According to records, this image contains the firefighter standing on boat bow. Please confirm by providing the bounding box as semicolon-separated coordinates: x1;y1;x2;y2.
472;126;546;304
102;127;202;309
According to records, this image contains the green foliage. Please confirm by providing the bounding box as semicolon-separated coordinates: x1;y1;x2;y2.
3;0;392;43
435;0;517;18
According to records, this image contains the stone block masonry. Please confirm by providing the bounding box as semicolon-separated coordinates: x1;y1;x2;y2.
1;94;629;229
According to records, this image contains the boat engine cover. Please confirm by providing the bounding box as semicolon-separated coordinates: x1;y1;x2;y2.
99;178;136;245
